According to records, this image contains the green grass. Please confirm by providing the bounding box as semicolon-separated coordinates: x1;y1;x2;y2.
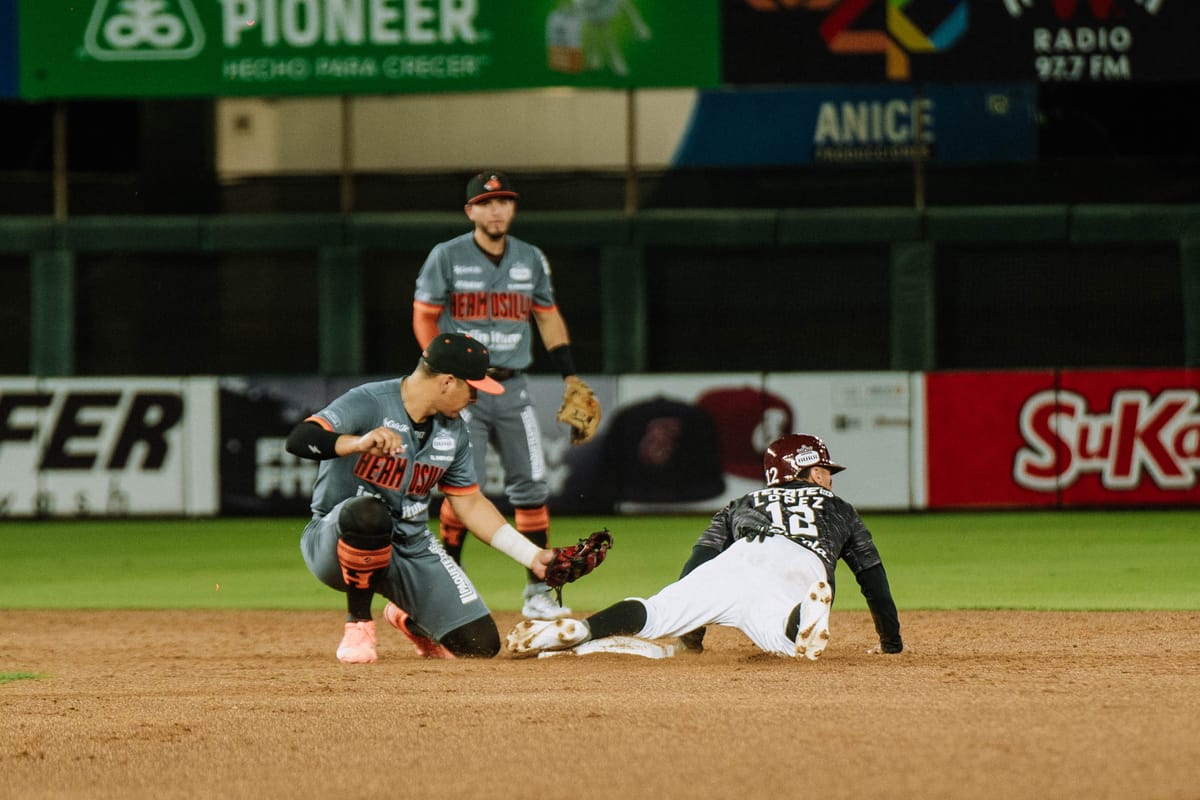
0;672;42;685
0;511;1196;612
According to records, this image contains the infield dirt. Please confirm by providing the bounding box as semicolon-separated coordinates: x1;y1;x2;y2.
3;609;1197;800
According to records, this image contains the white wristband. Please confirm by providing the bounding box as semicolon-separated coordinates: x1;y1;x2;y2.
490;524;541;570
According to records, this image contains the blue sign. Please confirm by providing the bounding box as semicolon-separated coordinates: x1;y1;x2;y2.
673;84;1037;167
0;0;17;97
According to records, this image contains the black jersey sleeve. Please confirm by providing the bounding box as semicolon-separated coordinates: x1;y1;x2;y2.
855;563;903;653
838;506;884;575
693;501;738;553
678;542;722;579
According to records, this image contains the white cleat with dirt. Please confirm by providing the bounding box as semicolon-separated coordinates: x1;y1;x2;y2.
506;618;590;655
795;580;833;661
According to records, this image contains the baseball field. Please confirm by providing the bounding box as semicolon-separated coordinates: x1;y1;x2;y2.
3;510;1198;799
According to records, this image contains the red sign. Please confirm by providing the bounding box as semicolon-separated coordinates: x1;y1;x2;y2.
926;369;1200;508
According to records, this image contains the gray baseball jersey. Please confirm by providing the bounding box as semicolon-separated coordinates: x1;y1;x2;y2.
413;231;556;369
414;231;556;509
298;378;492;637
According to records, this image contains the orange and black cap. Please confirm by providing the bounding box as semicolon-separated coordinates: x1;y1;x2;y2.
466;171;519;205
423;333;504;395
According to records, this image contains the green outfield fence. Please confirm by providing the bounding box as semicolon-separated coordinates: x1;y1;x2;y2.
3;204;1200;377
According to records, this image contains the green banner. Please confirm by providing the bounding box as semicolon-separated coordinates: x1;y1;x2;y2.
19;0;719;99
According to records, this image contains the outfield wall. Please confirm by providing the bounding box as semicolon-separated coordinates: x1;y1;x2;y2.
5;205;1200;378
2;369;1196;518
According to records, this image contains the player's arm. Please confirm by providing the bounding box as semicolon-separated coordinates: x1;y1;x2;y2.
678;543;721;580
675;542;720;653
532;306;583;381
413;244;451;348
444;488;552;580
854;563;903;653
842;515;902;653
675;505;736;652
413;301;443;349
285;419;405;460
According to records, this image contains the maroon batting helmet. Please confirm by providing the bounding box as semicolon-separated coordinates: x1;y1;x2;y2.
763;434;846;487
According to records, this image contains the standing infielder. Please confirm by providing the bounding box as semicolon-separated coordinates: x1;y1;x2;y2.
507;433;903;659
286;333;563;663
413;170;601;621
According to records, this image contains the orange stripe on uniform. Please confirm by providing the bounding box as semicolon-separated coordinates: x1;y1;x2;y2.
515;505;549;533
439;484;479;496
413;302;443;348
438;501;466;547
336;540;391;589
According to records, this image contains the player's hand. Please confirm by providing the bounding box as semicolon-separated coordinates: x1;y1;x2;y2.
529;548;553;581
347;427;405;457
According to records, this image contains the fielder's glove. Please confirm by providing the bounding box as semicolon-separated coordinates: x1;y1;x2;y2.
544;529;613;590
556;379;601;444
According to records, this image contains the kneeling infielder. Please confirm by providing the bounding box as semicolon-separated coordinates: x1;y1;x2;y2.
507;433;903;660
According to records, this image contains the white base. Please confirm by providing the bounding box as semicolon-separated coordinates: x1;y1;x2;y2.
537;635;675;660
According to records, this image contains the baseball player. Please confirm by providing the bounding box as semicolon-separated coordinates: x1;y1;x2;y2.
507;433;903;659
286;333;563;663
412;170;600;621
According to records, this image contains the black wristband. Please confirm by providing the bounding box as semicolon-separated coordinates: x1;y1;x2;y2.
547;344;578;378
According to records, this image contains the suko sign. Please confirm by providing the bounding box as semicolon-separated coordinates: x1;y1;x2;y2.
924;369;1200;508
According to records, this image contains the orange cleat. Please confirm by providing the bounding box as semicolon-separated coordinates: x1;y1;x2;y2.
336;620;378;664
383;602;455;660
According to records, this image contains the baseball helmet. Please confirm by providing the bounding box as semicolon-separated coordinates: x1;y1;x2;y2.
763;434;845;487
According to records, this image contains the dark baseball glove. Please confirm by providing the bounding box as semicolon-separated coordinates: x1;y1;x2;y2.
545;529;613;590
556;379;601;444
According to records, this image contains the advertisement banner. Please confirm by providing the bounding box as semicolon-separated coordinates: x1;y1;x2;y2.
219;374;621;517
580;373;913;514
721;0;1200;84
672;84;1036;167
0;377;219;517
18;0;719;99
925;369;1200;508
222;372;915;518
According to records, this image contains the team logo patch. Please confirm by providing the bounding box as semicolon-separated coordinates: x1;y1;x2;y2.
510;266;532;281
484;177;502;191
432;433;456;451
787;446;821;469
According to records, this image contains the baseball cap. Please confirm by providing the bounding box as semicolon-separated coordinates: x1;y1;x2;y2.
423;333;504;395
466;171;519;204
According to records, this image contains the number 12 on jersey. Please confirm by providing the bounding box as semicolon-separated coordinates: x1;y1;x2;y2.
755;487;825;540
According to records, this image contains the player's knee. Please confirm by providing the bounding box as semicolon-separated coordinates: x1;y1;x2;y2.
338;496;391;549
439;617;502;658
335;497;392;590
